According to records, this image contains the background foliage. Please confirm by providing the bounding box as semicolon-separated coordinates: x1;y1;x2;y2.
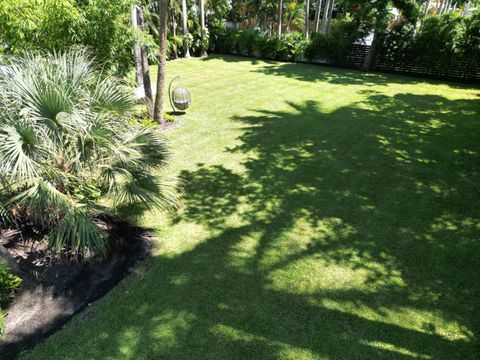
210;10;480;72
0;261;21;307
0;0;136;74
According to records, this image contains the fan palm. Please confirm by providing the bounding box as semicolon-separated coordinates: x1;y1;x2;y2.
0;50;176;258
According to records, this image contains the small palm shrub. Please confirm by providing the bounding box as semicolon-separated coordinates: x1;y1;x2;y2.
0;261;21;306
0;50;176;258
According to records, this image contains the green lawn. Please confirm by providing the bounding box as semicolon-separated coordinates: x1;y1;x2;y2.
22;56;480;359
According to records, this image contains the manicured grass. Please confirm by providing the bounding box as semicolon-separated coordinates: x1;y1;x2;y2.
21;56;480;359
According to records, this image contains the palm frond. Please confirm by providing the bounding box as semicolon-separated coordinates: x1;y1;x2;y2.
0;125;39;180
48;206;107;257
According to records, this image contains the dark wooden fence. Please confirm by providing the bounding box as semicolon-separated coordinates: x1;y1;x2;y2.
344;44;480;82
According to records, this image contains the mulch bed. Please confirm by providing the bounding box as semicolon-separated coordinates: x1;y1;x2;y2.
0;219;154;359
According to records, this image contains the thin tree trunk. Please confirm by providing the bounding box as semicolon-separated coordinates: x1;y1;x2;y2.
172;7;178;59
141;50;154;117
321;0;331;33
362;28;378;71
446;0;452;12
200;0;207;56
137;5;154;117
424;0;431;16
277;0;283;36
182;0;190;57
325;0;334;33
304;0;310;38
313;0;323;33
132;4;144;87
154;0;168;124
438;0;445;14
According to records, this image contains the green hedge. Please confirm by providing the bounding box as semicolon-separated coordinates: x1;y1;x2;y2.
377;11;480;72
209;11;480;75
209;28;309;61
209;17;364;64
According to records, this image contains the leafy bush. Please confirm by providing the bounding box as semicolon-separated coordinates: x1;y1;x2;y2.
0;0;136;74
0;261;21;340
210;28;308;61
305;17;363;64
209;11;480;78
376;11;480;75
412;13;462;67
0;261;21;307
0;50;176;258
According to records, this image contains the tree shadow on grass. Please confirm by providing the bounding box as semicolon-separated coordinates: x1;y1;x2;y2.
29;92;480;359
156;93;479;358
206;55;478;89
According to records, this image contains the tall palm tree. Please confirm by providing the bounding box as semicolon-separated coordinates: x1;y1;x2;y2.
438;0;446;13
137;4;154;117
182;0;191;57
278;0;284;36
171;2;179;58
304;0;310;37
154;0;169;124
424;0;432;16
0;50;174;257
200;0;207;56
321;0;333;33
132;3;144;87
313;0;324;32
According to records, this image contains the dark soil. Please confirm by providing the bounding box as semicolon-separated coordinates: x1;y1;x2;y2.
0;220;154;359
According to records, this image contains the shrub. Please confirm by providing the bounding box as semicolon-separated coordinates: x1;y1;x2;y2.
0;261;21;340
0;50;176;258
0;0;136;74
305;17;363;64
412;13;462;68
234;29;259;56
0;261;21;307
375;11;480;75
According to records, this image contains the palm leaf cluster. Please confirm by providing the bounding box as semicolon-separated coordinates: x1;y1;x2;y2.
0;50;175;257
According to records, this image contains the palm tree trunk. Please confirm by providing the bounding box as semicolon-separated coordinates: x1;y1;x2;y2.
313;0;323;33
154;0;168;124
200;0;207;57
424;0;431;16
277;0;283;36
445;0;452;12
438;0;445;14
304;0;310;38
132;4;144;87
172;7;178;59
137;5;154;117
320;0;331;33
141;50;154;117
362;28;378;71
182;0;190;58
325;0;334;33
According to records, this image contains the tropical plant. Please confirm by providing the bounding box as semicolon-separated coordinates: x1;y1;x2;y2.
0;0;136;74
0;50;175;258
0;261;21;306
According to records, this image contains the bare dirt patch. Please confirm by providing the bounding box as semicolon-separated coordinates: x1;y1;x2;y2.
0;220;154;359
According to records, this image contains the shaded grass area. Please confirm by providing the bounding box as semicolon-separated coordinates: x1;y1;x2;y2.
20;56;480;359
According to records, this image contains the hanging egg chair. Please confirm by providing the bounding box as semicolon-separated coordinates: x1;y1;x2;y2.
169;76;191;113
